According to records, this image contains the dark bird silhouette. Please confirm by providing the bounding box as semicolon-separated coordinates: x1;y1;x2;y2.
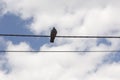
50;27;57;43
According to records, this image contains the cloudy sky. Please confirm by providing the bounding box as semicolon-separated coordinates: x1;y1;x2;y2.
0;0;120;80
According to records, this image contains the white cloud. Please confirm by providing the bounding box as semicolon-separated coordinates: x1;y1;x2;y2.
0;0;120;80
86;63;120;80
0;42;101;80
0;41;119;80
2;0;120;34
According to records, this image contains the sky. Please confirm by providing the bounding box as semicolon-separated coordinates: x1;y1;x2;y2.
0;0;120;80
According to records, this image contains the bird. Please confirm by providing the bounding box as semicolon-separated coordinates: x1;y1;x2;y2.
50;27;57;43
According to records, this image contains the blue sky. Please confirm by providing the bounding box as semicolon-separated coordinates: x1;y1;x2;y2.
0;12;119;78
0;0;120;80
0;13;49;74
0;13;49;50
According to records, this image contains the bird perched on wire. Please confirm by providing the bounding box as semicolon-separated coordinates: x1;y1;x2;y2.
50;27;57;43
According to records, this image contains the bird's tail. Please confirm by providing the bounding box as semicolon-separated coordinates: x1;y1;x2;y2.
50;36;55;43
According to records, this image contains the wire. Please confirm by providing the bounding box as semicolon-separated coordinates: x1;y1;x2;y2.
0;34;119;53
0;50;120;53
0;34;120;52
0;33;120;38
0;34;49;37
